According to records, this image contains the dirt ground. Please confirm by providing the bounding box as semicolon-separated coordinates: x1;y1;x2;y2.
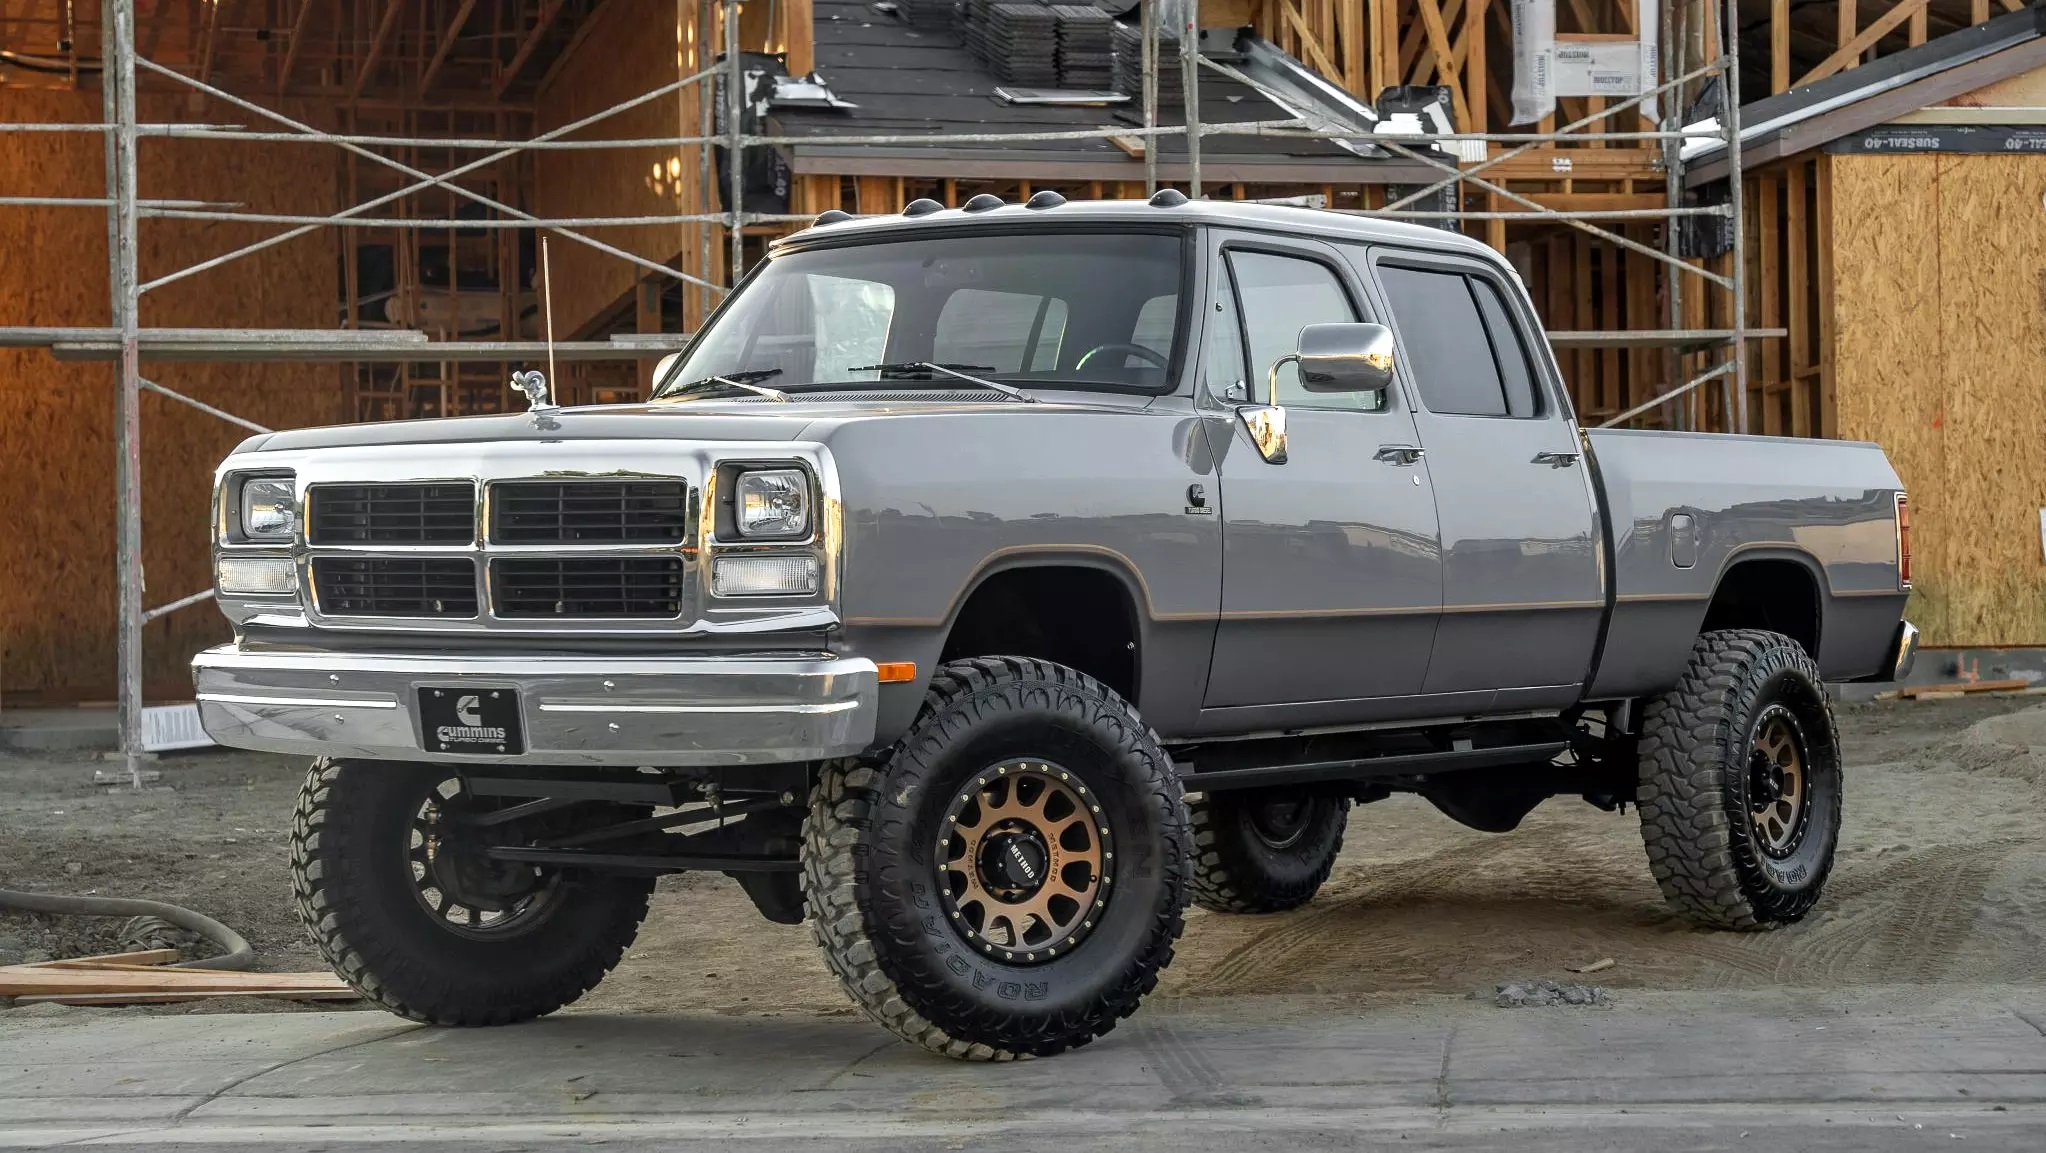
4;695;2044;1019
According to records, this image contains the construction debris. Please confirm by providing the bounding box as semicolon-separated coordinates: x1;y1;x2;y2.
0;948;355;1006
1900;679;2032;700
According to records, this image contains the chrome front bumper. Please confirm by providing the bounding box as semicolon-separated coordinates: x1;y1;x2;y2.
191;645;878;766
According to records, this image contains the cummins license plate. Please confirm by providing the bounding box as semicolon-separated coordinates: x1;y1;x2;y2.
417;686;524;755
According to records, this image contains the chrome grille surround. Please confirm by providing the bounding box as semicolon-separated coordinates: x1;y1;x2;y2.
210;439;840;638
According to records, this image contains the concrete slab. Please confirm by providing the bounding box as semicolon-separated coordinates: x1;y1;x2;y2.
0;709;118;754
1;989;2042;1150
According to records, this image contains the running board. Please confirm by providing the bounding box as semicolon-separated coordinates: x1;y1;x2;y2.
1178;741;1570;792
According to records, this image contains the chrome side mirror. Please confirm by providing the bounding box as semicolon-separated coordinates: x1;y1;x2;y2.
1295;321;1395;400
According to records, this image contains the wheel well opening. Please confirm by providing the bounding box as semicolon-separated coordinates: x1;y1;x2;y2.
1701;558;1821;658
938;566;1140;702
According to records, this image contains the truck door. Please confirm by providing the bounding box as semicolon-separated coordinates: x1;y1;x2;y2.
1356;247;1605;708
1202;233;1443;720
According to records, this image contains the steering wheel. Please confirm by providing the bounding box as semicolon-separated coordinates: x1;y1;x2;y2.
1073;343;1169;372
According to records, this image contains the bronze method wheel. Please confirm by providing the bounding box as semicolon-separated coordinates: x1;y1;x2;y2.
1748;707;1811;859
937;760;1111;963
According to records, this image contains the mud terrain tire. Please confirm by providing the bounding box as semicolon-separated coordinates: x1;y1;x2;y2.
1188;789;1348;913
290;758;654;1025
1637;629;1843;930
803;657;1189;1060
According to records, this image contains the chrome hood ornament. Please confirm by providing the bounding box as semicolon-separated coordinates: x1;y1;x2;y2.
511;369;560;415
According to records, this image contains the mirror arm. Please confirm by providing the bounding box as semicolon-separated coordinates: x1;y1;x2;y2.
1265;353;1301;406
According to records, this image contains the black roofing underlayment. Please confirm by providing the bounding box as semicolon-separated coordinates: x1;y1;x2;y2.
778;0;1385;168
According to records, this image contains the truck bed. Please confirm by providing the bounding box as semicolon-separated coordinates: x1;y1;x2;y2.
1586;428;1908;697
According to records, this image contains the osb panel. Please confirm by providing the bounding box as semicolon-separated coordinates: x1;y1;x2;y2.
534;0;702;337
1829;154;1950;643
1931;154;2046;647
1831;152;2046;648
1937;61;2046;107
1;88;345;701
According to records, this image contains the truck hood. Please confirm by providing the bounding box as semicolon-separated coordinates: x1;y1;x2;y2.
235;393;1152;455
239;405;819;453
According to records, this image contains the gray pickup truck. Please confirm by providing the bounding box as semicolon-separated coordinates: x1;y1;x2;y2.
195;194;1915;1060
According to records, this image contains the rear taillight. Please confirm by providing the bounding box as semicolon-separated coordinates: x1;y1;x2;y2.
1895;492;1911;589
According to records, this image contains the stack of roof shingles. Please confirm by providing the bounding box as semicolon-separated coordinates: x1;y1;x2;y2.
1051;6;1114;90
974;2;1061;86
1110;21;1182;105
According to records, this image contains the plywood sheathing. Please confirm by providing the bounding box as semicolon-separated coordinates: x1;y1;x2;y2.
534;0;713;340
0;89;342;701
1829;151;2046;649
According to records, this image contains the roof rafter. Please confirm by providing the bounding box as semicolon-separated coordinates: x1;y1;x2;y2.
351;0;409;101
419;0;479;91
495;0;569;99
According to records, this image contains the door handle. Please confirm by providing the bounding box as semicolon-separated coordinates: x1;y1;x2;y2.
1532;450;1581;468
1374;444;1425;465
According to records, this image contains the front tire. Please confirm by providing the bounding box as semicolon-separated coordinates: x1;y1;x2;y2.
803;657;1189;1060
1637;629;1843;930
1188;788;1348;913
290;759;654;1025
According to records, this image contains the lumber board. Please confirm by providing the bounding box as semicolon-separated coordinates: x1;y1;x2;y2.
14;989;361;1006
35;949;183;969
0;967;351;997
1900;679;2031;699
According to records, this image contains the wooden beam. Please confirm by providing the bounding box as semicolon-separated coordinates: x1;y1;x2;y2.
1787;160;1811;437
198;0;224;81
1798;0;1928;87
1909;0;1927;46
1838;0;1856;56
1815;154;1836;438
351;0;408;101
496;0;569;98
1772;0;1790;92
1468;0;1487;133
1278;0;1343;87
1413;0;1472;129
277;0;317;94
783;0;815;74
420;0;479;92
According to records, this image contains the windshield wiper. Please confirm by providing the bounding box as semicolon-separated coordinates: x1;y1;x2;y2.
848;362;1038;403
660;368;788;402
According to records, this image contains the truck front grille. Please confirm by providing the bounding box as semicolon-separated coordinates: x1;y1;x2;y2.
312;557;478;617
490;480;689;545
491;557;686;618
310;483;475;545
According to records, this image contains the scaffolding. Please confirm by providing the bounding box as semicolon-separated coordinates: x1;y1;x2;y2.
0;0;1752;781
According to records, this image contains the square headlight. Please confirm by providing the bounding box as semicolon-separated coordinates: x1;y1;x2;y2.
236;475;298;541
735;469;811;539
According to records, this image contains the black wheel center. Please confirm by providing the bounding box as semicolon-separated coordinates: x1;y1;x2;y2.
1249;797;1311;849
1749;752;1786;805
977;823;1051;901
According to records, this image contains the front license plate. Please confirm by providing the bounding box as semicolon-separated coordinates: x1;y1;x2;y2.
418;686;524;755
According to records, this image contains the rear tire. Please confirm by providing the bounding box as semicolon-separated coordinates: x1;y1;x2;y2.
290;758;654;1025
1188;788;1348;913
1636;629;1843;930
803;656;1188;1060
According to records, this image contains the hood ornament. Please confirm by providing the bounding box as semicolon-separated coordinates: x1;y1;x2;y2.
510;369;560;415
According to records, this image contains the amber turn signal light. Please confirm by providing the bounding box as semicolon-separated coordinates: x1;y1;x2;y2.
876;662;919;683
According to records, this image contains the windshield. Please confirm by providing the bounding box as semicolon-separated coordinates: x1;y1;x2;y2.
653;231;1186;397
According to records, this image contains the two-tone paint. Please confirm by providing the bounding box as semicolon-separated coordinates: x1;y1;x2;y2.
194;199;1911;768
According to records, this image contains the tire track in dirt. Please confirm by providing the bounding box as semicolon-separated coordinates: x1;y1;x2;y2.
1175;835;1526;996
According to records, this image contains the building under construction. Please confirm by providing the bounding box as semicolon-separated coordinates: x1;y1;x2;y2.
2;0;2044;727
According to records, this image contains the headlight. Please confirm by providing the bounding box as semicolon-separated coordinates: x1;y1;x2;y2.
735;469;811;539
713;555;820;597
236;476;298;540
216;556;298;596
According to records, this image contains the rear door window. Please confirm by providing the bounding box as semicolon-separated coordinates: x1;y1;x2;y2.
1379;264;1545;419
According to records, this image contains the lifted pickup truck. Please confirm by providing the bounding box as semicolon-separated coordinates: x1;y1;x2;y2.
196;194;1915;1060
